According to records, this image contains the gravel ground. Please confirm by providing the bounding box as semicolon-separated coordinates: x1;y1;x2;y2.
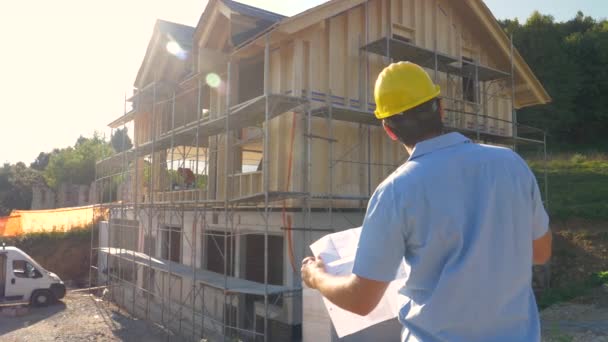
542;294;608;341
2;289;608;341
0;291;167;342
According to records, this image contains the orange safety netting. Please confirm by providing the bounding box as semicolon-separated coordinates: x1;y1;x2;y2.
0;205;108;237
0;215;22;236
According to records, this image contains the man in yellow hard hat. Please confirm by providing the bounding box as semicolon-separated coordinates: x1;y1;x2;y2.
302;62;552;341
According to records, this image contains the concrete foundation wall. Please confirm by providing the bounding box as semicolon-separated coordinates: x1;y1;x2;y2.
102;208;373;341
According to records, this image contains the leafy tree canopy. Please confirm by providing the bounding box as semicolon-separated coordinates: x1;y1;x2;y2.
111;127;133;153
0;162;43;216
500;11;608;150
43;133;114;189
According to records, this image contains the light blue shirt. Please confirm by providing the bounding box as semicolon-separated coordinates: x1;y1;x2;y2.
352;132;549;342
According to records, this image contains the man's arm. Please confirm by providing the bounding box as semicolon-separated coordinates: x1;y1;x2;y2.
301;256;390;316
533;230;552;265
529;164;551;265
301;180;405;316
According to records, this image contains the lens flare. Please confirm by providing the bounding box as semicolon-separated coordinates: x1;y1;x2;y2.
166;41;182;55
205;73;221;88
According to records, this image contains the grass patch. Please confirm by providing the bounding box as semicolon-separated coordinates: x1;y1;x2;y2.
537;271;608;309
527;153;608;221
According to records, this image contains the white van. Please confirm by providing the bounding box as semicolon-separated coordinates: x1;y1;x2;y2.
0;246;66;306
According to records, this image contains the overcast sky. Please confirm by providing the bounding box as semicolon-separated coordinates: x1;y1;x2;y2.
0;0;605;165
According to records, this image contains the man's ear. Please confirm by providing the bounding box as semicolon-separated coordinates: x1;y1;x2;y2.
438;99;445;120
382;121;399;141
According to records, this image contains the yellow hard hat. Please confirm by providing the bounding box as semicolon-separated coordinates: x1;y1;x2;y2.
374;62;441;120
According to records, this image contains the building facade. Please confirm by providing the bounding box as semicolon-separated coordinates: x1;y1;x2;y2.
94;0;550;341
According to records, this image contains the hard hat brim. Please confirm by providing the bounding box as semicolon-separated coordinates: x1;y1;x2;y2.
374;85;441;120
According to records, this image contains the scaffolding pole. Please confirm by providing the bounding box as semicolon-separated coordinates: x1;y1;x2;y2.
263;33;270;342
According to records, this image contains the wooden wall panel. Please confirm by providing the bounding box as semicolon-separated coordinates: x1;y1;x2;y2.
329;14;347;103
347;7;363;107
292;40;304;97
436;0;450;56
270;49;281;94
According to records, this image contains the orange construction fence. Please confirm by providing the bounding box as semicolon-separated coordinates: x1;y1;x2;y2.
0;205;108;237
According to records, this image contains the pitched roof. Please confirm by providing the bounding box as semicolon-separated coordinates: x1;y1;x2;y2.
156;19;196;49
134;20;196;87
233;0;550;108
221;0;286;23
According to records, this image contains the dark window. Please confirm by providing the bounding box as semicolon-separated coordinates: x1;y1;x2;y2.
206;231;235;276
161;226;182;263
13;260;42;279
462;57;477;103
393;34;412;44
238;57;264;103
245;235;283;286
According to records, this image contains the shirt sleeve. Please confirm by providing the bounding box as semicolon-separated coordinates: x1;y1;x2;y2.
531;172;550;240
352;181;407;282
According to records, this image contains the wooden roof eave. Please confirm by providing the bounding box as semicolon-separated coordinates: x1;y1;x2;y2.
193;0;220;44
134;26;162;89
275;0;366;35
231;0;365;58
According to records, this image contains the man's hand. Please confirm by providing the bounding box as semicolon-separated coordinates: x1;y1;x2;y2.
300;255;390;316
301;256;326;289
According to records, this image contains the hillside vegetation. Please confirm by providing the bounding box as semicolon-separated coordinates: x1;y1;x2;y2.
528;153;608;221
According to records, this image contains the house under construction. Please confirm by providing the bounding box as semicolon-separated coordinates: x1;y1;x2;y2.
91;0;551;341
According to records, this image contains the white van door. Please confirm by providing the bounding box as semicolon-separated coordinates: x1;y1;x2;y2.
0;254;5;298
5;258;42;301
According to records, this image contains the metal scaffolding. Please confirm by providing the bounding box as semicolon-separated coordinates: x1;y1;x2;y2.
89;2;548;341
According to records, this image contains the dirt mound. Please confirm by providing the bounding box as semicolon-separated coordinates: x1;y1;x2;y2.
551;219;608;288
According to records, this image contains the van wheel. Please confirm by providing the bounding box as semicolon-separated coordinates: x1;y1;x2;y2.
31;290;54;307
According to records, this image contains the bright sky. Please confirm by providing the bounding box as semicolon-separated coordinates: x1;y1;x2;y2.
1;0;605;164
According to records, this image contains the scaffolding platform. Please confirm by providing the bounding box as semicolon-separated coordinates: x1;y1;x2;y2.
362;37;458;73
229;191;310;204
100;248;292;295
96;94;307;173
311;105;379;126
362;37;510;82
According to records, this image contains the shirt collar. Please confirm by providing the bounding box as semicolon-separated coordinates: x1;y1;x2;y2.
408;132;471;161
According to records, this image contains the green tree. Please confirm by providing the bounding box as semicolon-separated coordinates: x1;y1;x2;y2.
0;162;44;216
111;127;133;153
500;11;608;150
30;149;59;171
43;133;114;189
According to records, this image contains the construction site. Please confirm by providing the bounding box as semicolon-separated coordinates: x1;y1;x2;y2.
90;0;551;341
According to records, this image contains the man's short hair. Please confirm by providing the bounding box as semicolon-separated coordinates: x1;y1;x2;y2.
382;98;443;146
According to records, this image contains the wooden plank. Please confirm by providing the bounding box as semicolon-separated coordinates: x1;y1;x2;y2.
391;0;401;25
320;22;329;95
292;39;304;96
347;7;363;105
282;43;294;94
197;6;220;50
329;14;347;101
